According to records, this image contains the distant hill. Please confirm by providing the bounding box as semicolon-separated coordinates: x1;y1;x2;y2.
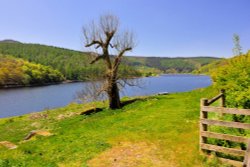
193;59;226;74
195;50;250;75
0;42;142;80
125;56;221;73
0;39;21;43
0;41;221;80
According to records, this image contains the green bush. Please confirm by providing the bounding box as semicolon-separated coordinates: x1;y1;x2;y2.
212;51;250;108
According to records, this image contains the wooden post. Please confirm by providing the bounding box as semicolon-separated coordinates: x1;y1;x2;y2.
243;139;250;167
200;98;208;152
220;89;226;107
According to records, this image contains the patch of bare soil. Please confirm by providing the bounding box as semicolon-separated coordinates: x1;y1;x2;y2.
87;141;176;167
31;122;42;128
0;141;18;149
24;130;53;140
29;113;48;120
57;112;77;120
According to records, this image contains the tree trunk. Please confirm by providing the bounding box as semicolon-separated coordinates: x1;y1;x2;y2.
108;81;121;109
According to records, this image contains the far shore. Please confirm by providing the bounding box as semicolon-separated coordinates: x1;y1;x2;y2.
0;80;81;89
0;73;207;89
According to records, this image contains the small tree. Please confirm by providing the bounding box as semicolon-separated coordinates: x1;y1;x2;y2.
232;34;242;56
83;14;135;109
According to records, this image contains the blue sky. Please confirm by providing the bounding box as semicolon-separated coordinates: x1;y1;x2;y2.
0;0;249;57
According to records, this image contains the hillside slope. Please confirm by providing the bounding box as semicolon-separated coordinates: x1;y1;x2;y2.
0;42;106;80
0;41;220;80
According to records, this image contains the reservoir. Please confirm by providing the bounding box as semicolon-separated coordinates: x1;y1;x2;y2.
0;74;211;118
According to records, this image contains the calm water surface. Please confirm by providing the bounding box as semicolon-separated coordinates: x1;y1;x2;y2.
0;74;211;118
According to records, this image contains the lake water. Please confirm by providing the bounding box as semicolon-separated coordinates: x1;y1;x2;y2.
0;74;211;118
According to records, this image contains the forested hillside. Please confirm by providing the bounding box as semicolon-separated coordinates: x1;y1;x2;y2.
0;41;220;80
0;42;144;80
126;56;220;73
0;55;64;88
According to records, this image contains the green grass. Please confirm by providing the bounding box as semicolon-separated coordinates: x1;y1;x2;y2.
0;87;229;167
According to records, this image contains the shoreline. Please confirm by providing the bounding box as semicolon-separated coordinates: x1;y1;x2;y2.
0;75;152;89
0;73;208;90
0;80;81;89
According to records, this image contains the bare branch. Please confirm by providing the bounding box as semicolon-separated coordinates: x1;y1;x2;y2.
112;31;135;70
90;55;105;64
95;45;101;49
85;40;103;48
109;43;114;48
100;15;119;35
76;80;108;103
83;21;104;48
113;31;135;52
117;78;144;91
122;78;144;88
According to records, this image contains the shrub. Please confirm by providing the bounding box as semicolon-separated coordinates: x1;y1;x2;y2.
212;51;250;108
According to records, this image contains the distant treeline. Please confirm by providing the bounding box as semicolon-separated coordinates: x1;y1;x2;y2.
0;42;220;81
0;42;146;80
0;55;64;88
125;56;221;73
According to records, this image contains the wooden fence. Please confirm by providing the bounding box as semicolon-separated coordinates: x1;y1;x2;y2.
200;90;250;167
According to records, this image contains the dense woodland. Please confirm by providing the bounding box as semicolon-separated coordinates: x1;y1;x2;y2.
0;55;64;88
0;41;220;82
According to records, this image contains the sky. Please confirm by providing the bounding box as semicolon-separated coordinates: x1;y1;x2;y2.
0;0;249;58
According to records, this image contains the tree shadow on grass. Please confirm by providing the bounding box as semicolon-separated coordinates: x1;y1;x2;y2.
120;98;144;107
80;108;103;116
80;95;173;115
121;95;173;107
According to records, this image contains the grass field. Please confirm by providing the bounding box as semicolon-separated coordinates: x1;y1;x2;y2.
0;87;230;167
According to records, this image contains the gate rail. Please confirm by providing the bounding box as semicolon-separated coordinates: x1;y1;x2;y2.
200;90;250;167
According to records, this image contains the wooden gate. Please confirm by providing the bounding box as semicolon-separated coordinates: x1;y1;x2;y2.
200;90;250;167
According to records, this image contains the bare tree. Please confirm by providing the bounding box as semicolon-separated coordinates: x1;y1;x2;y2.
83;14;135;109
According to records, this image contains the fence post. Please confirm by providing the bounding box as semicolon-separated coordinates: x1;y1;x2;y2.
200;98;208;152
221;89;226;107
243;139;250;167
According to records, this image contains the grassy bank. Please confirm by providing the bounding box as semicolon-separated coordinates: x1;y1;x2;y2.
0;87;228;167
